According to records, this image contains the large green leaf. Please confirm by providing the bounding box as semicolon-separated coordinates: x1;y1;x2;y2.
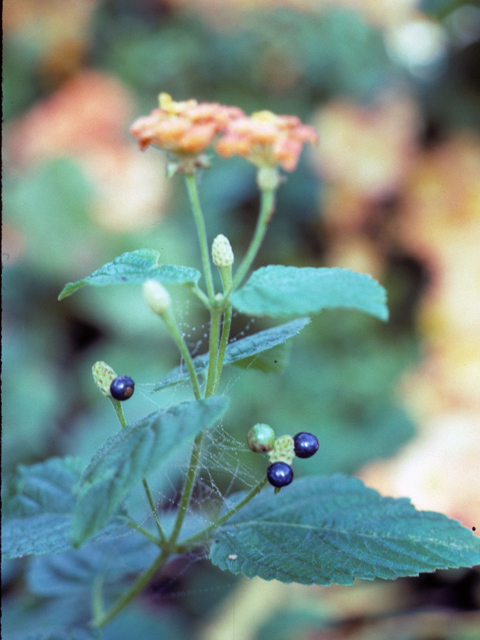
27;535;158;597
71;397;228;547
58;249;201;300
3;628;97;640
231;266;388;321
210;475;480;585
27;511;206;597
154;318;311;390
1;458;124;560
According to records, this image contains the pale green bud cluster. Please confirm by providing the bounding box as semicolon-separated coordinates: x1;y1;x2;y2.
142;279;172;316
92;361;117;396
247;423;276;452
268;435;295;466
212;234;234;268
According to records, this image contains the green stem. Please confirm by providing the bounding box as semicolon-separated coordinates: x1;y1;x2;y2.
191;284;211;308
168;304;221;547
110;400;166;543
224;187;276;300
214;305;232;393
110;398;127;428
168;431;205;544
178;476;268;551
163;307;202;400
185;174;215;301
92;574;105;624
142;478;166;544
123;519;162;545
214;266;233;392
205;306;222;398
93;548;171;628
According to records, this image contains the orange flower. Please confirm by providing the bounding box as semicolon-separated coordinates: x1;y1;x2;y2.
215;110;319;172
130;93;245;156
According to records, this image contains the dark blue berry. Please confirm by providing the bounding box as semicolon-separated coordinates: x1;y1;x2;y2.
110;375;135;401
267;462;294;488
293;432;319;458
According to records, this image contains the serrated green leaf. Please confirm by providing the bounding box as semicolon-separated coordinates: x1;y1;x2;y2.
4;627;98;640
58;249;201;300
71;397;228;547
27;533;158;596
224;318;310;367
231;266;388;321
27;511;206;597
154;318;311;390
3;457;84;520
1;458;125;560
210;475;480;585
232;341;291;373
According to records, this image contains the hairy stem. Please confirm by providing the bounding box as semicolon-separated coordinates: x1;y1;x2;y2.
224;187;276;299
168;431;205;544
205;306;222;398
185;174;215;301
142;479;166;544
123;519;162;545
163;307;202;400
93;548;171;628
214;305;232;393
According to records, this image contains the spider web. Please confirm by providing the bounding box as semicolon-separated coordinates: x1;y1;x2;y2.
105;305;266;603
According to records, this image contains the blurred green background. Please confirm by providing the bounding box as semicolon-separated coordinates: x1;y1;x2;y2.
3;0;480;638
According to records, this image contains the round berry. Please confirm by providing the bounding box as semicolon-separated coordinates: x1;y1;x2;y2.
293;432;319;459
247;423;276;452
266;462;294;488
110;375;135;401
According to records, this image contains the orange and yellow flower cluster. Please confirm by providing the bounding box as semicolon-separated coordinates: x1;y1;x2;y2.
130;93;318;173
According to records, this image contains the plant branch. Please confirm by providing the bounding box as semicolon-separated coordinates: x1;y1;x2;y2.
205;306;222;397
162;307;202;400
224;187;276;299
168;431;205;544
93;548;171;628
214;305;232;393
185;173;215;301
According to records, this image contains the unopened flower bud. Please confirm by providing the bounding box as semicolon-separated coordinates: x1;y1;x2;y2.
143;279;172;316
268;435;295;466
92;361;117;396
212;234;234;268
247;423;276;452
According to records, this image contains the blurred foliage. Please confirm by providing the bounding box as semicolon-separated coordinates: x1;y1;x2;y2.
3;0;480;638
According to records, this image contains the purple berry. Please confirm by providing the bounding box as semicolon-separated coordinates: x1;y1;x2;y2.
110;375;135;401
267;462;294;488
293;432;319;458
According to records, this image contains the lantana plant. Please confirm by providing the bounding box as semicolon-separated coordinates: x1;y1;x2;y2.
3;93;480;637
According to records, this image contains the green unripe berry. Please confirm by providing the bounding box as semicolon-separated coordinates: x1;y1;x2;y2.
247;423;276;453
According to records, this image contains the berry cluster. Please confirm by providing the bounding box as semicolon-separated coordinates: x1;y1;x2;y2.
247;424;319;490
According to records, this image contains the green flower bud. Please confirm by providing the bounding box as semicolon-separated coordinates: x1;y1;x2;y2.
143;279;172;316
268;435;295;466
92;361;117;396
247;423;276;452
212;234;234;268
